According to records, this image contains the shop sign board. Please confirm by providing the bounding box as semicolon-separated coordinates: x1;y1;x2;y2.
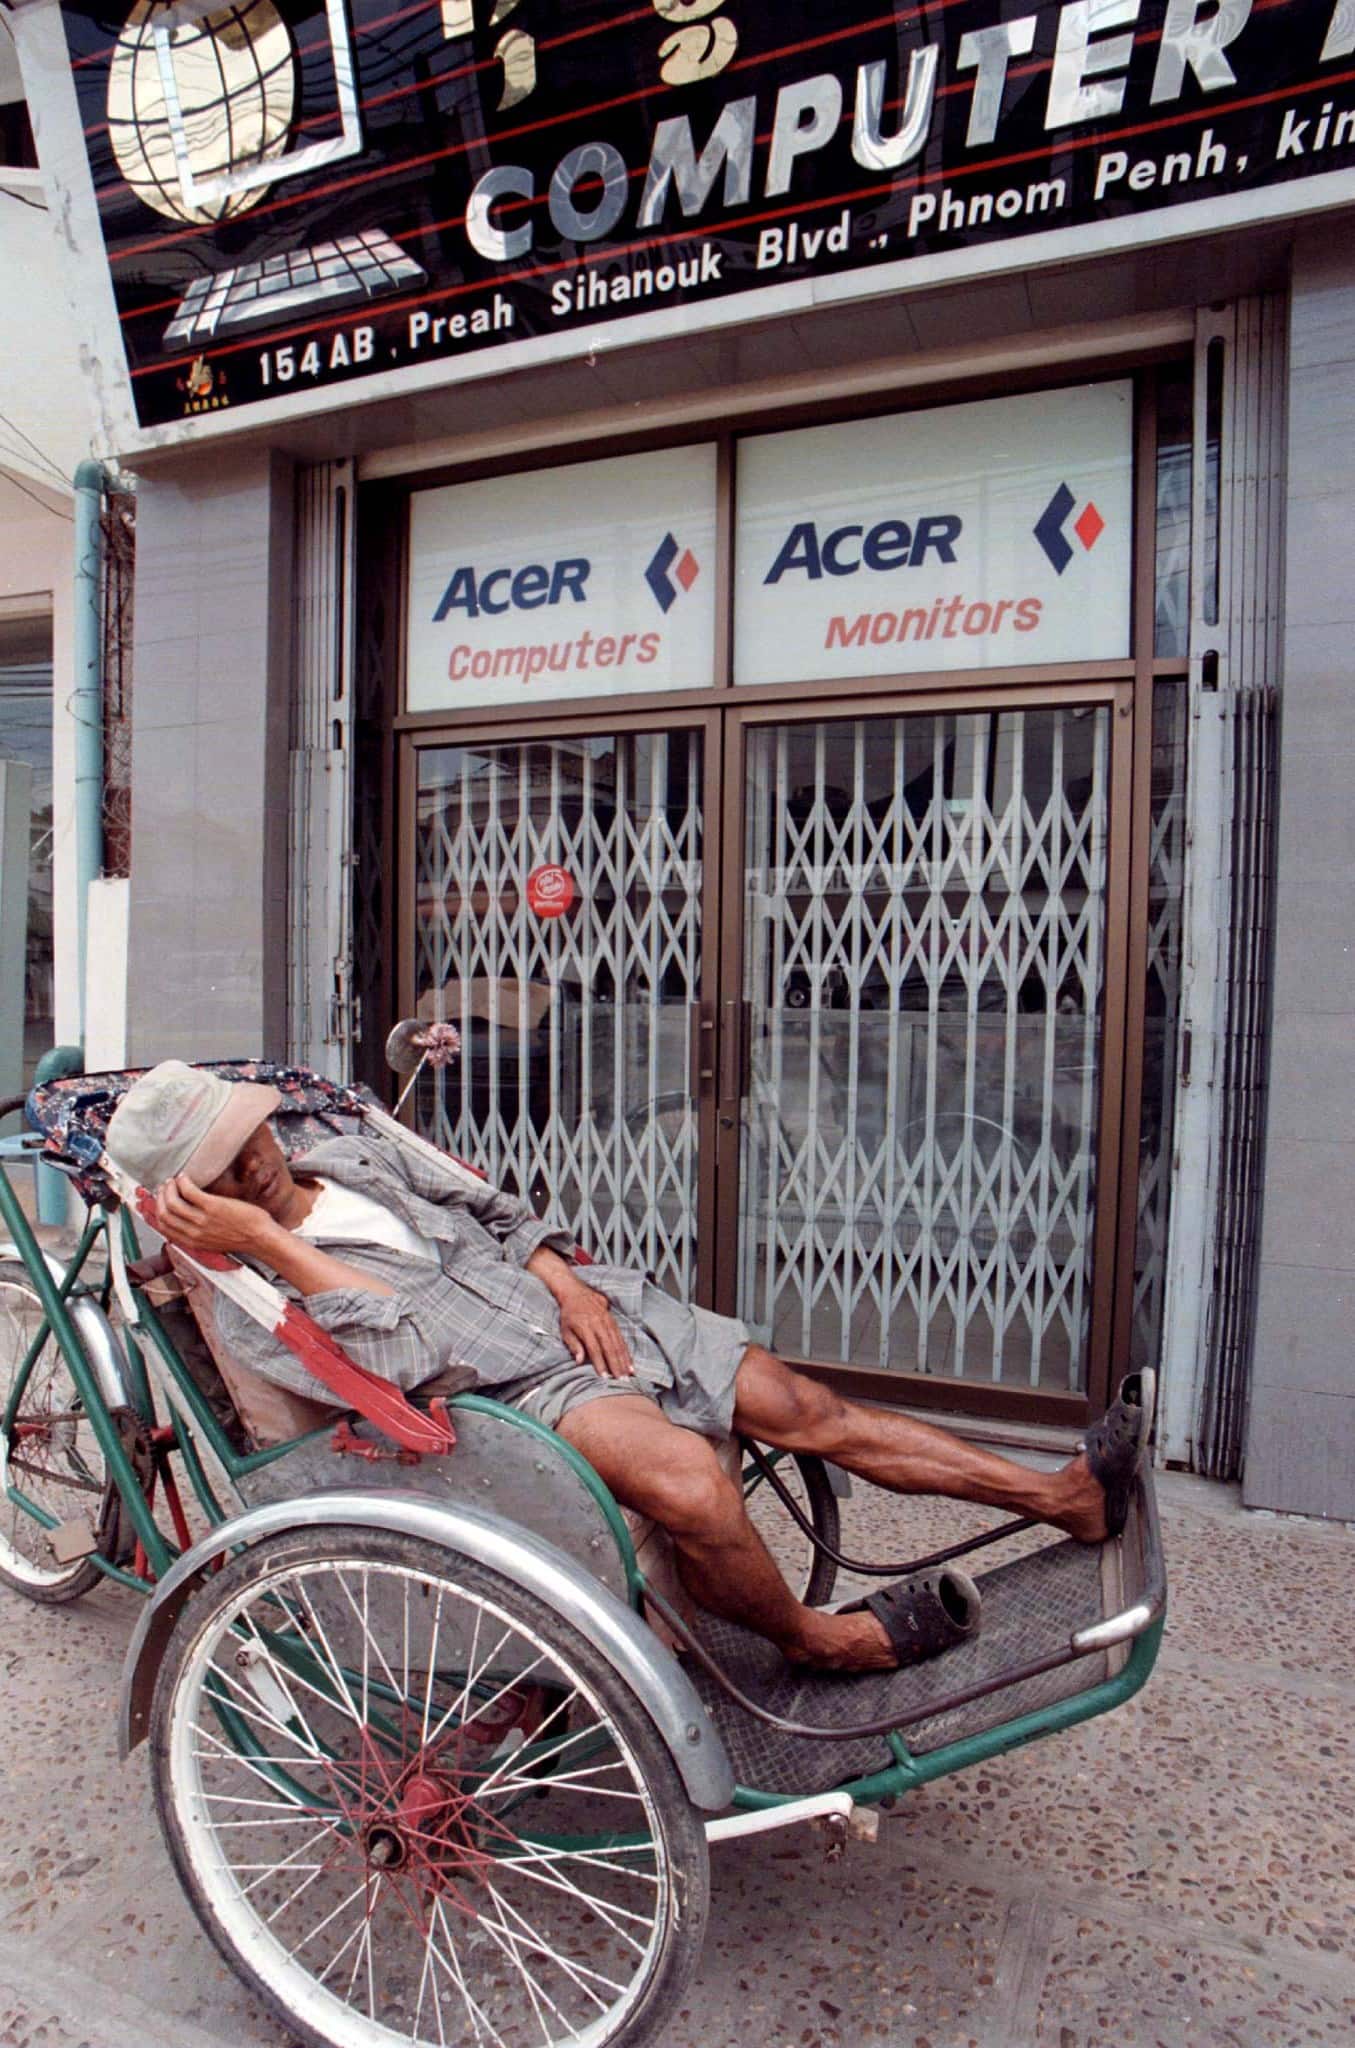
735;383;1134;685
47;1;1355;439
407;444;717;711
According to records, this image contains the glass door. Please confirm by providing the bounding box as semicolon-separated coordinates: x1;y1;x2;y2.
726;696;1124;1403
408;722;716;1300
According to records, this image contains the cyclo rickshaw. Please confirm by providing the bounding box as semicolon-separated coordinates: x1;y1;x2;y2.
0;1044;1165;2048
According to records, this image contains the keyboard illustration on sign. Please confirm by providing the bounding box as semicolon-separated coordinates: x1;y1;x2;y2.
163;230;427;347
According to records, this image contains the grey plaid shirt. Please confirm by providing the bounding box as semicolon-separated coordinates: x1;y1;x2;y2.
212;1129;649;1406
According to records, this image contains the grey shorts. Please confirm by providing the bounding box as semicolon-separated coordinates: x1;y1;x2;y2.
504;1284;750;1440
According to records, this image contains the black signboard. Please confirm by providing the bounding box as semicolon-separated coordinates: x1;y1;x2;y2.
61;1;1355;429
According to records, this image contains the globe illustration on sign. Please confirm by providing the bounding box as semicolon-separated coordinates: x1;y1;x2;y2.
107;1;297;226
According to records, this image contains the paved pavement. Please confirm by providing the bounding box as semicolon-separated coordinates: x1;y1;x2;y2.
1;1468;1352;2048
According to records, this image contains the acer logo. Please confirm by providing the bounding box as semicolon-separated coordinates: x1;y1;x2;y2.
433;558;591;620
764;516;963;584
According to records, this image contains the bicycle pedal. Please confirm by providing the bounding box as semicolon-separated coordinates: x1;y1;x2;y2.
49;1519;98;1565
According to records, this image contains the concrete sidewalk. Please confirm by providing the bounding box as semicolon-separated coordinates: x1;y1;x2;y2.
1;1470;1352;2048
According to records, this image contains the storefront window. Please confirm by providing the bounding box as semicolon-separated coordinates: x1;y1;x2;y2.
0;644;55;1085
382;366;1176;1413
1154;367;1193;658
1155;358;1223;660
406;445;717;715
735;382;1134;686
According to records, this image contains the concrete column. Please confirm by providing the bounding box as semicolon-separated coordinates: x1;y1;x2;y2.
1243;233;1355;1519
126;449;294;1062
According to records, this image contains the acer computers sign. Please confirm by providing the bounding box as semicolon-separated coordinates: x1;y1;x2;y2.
54;1;1355;433
407;445;718;710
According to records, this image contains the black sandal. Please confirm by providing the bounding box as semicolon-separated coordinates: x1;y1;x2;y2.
1083;1368;1156;1539
852;1565;982;1667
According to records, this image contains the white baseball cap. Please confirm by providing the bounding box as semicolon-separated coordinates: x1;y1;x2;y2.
104;1061;281;1190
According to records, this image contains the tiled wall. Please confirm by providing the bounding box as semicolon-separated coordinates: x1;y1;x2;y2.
126;450;293;1064
1243;232;1355;1519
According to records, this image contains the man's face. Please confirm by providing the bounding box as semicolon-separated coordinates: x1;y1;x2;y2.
205;1123;296;1220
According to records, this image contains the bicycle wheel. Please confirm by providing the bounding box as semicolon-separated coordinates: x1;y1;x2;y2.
151;1527;710;2048
742;1447;840;1608
0;1260;114;1603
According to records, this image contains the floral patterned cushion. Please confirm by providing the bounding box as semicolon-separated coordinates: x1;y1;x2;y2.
25;1061;378;1207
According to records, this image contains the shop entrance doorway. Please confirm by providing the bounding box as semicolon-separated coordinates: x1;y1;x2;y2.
404;681;1132;1423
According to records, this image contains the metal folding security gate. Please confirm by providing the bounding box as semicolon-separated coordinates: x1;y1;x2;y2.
1158;298;1286;1476
405;721;715;1303
404;681;1131;1420
287;460;357;1078
731;700;1116;1399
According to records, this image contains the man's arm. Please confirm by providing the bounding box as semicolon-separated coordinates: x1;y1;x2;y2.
154;1177;395;1299
157;1176;454;1407
377;1129;575;1268
525;1245;634;1379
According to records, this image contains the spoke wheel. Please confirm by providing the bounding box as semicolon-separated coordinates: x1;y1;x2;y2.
0;1261;114;1603
151;1529;710;2048
742;1448;840;1608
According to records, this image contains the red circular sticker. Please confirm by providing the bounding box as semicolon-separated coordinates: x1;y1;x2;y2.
525;865;576;918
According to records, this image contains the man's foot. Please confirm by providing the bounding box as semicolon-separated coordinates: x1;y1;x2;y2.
782;1566;981;1673
784;1608;899;1673
1048;1370;1156;1543
1046;1450;1115;1543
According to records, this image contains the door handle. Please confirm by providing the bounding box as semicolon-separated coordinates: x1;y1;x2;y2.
689;1003;715;1099
719;997;749;1103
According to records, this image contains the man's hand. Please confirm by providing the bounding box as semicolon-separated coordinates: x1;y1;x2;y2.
154;1175;279;1260
153;1177;395;1300
556;1280;634;1379
523;1245;634;1378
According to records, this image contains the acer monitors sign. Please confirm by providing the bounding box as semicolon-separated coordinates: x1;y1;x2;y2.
48;2;1355;437
735;383;1134;685
407;445;717;711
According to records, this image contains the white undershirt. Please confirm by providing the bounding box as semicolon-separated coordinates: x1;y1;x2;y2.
295;1178;441;1266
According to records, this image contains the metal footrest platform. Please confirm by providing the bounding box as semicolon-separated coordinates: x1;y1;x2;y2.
686;1534;1121;1798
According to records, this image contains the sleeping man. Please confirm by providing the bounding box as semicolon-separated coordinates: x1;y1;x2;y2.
105;1061;1152;1675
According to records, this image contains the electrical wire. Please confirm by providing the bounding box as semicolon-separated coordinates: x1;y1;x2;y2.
0;404;71;490
0;396;69;484
0;462;73;521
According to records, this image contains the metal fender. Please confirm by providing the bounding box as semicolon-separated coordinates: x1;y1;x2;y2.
0;1244;137;1413
118;1488;735;1810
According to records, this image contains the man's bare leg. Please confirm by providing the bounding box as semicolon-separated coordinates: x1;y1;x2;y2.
730;1347;1112;1541
558;1395;896;1671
